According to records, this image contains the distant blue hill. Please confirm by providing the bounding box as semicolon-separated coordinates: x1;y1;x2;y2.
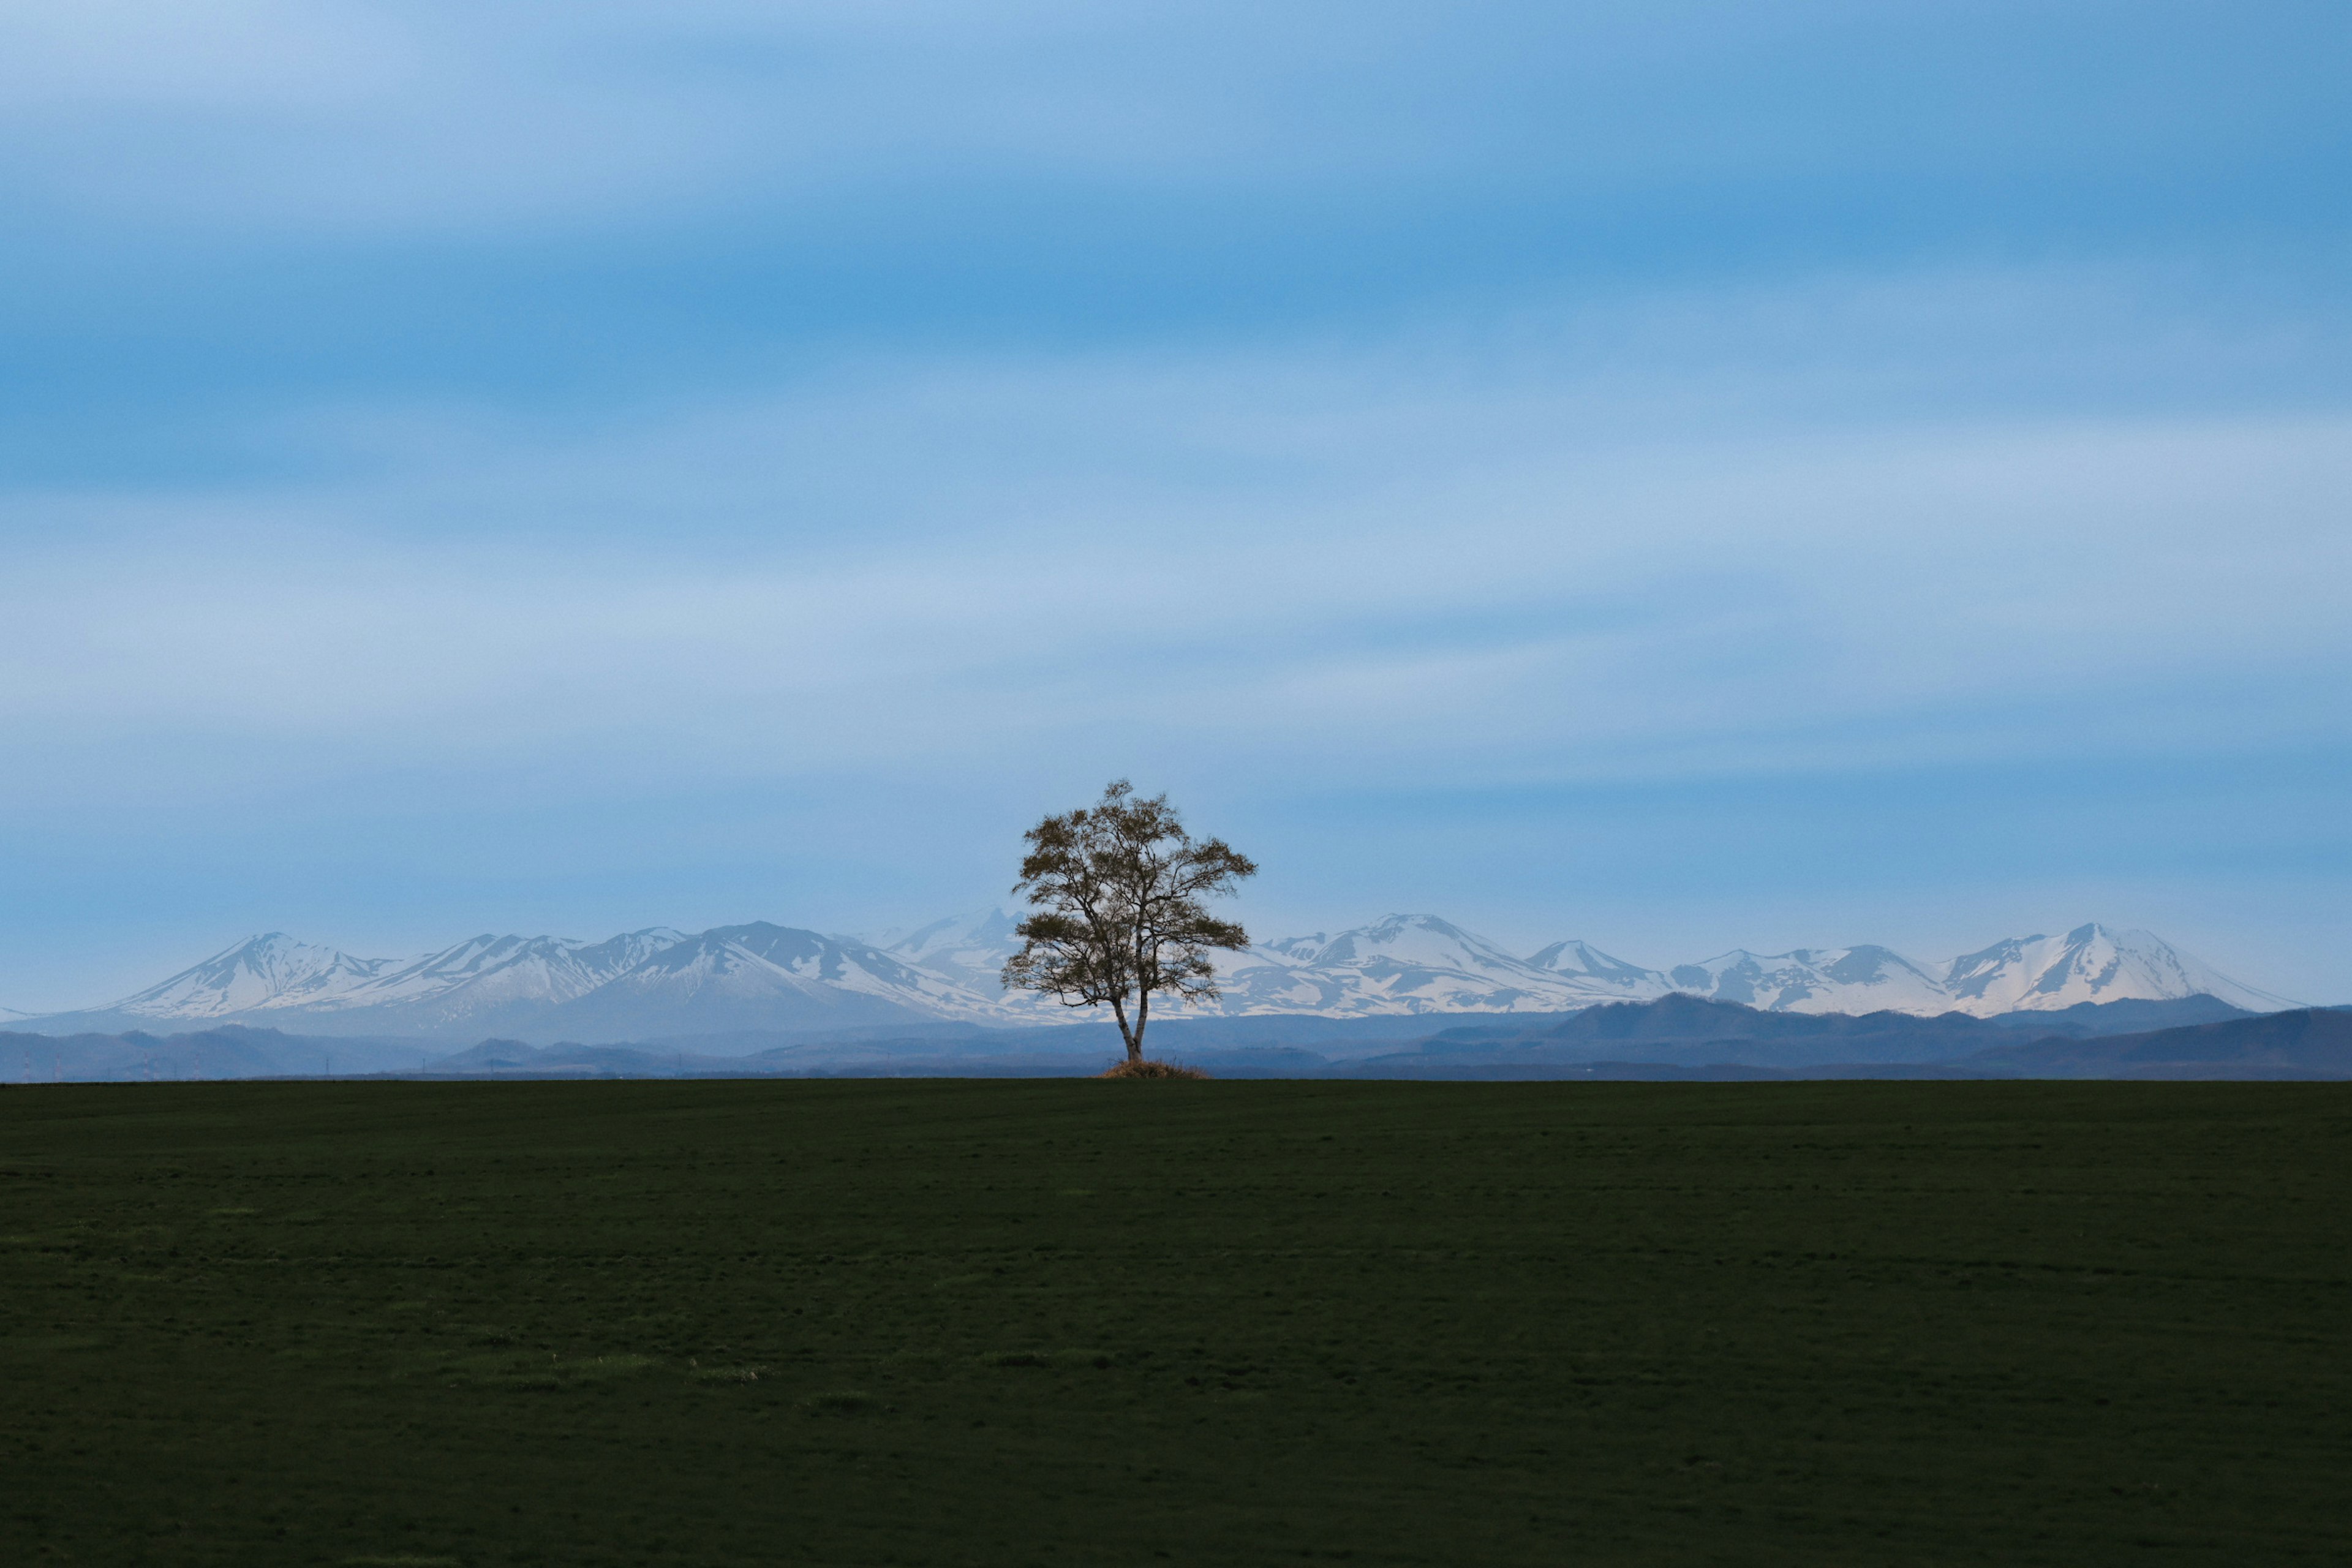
10;994;2327;1082
0;1026;444;1082
1953;1008;2352;1079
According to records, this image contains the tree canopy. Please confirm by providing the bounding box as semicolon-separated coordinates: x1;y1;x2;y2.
1001;780;1256;1065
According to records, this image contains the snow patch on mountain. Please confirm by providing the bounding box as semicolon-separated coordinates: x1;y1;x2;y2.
881;909;1027;994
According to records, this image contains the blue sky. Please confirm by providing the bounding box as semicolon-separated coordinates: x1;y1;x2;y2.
3;1;2348;1009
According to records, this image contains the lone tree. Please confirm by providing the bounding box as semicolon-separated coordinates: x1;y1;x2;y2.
1001;780;1257;1066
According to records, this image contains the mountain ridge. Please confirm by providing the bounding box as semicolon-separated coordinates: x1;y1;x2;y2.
9;911;2301;1044
10;996;2328;1084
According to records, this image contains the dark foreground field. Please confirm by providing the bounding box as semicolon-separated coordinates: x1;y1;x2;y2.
3;1082;2347;1566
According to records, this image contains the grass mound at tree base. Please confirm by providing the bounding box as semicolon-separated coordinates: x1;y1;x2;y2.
1098;1057;1210;1078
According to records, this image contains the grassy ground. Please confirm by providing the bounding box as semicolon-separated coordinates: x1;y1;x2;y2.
2;1080;2347;1567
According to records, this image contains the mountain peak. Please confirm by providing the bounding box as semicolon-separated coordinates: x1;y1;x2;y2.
1665;944;1949;1014
883;909;1030;992
1521;938;1665;995
1943;924;2297;1013
105;933;402;1020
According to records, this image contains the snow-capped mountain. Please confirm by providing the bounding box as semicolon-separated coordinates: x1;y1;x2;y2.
12;913;2297;1042
1525;938;1676;1001
29;918;901;1038
1939;924;2297;1014
1159;916;2285;1020
1649;924;2296;1016
36;928;698;1036
881;910;1028;994
1210;914;1657;1016
99;933;403;1020
322;929;691;1030
541;923;998;1036
1663;945;1952;1015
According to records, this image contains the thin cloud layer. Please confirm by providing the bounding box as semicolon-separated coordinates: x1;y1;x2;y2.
0;3;2346;1007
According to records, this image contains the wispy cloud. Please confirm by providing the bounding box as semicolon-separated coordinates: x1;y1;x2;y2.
1;3;2346;1008
8;268;2343;801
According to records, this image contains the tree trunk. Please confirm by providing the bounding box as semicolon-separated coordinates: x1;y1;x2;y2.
1108;994;1142;1063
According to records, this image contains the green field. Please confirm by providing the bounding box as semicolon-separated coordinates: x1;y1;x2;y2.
3;1080;2347;1566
